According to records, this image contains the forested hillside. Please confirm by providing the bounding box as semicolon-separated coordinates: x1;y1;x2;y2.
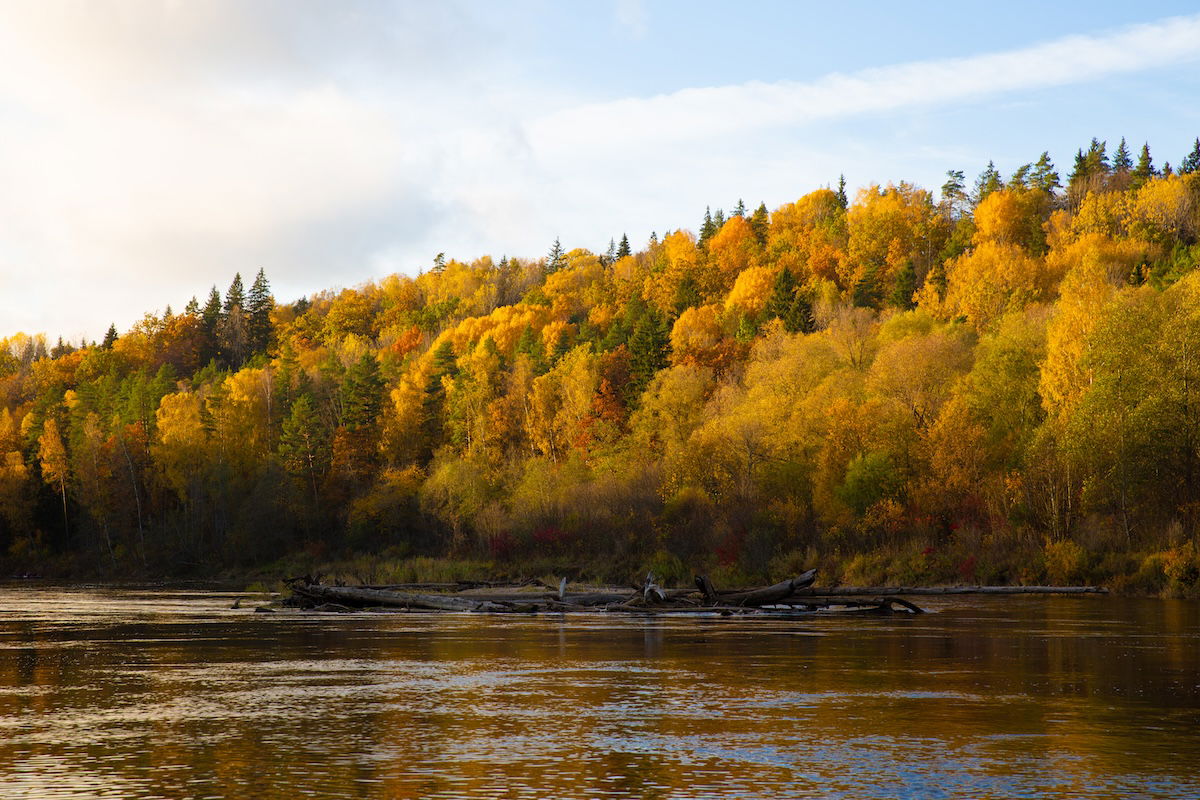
3;137;1200;593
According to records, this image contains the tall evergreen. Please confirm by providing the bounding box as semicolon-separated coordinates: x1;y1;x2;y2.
246;268;273;355
748;202;769;245
1180;137;1200;175
546;238;565;273
1132;143;1156;189
733;198;747;218
889;261;918;310
941;170;967;218
1112;137;1133;172
699;206;716;246
973;161;1003;204
102;324;118;350
223;273;245;315
342;353;385;432
836;174;848;209
1031;152;1061;194
617;234;631;259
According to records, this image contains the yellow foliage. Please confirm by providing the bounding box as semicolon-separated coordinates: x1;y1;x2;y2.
1124;174;1199;243
670;304;724;361
973;188;1051;252
724;266;777;316
767;189;847;285
846;183;945;292
936;241;1053;329
707;215;759;283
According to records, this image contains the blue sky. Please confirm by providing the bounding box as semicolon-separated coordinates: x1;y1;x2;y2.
2;1;1199;342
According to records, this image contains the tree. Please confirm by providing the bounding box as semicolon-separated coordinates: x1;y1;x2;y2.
1030;152;1061;195
973;161;1004;205
546;238;565;273
1181;137;1200;175
246;268;273;355
748;202;770;245
617;234;631;259
836;174;848;209
102;324;118;350
1132;142;1156;189
223;273;245;315
38;417;70;539
1112;137;1132;173
278;394;330;505
941;170;968;219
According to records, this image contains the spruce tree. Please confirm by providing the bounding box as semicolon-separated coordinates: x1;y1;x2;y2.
1031;152;1061;194
102;324;118;350
184;296;200;315
973;161;1003;204
699;206;716;246
223;273;245;315
836;174;848;209
1132;143;1156;188
1180;138;1200;175
889;261;918;310
342;353;385;431
733;199;746;218
617;234;631;259
765;267;799;322
246;268;273;355
1113;137;1132;172
546;238;565;273
748;203;769;245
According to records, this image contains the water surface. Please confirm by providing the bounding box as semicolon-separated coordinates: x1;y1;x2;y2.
0;587;1196;799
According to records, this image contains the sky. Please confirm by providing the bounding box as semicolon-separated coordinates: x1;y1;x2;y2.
2;0;1200;343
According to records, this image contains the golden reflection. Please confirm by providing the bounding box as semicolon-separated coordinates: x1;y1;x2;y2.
0;590;1196;799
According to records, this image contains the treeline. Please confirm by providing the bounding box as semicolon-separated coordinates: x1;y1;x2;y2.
3;136;1200;592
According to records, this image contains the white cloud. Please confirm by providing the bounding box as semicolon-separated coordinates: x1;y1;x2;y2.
2;5;1200;342
529;14;1200;152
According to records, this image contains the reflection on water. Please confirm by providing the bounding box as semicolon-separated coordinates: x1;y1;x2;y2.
0;588;1197;799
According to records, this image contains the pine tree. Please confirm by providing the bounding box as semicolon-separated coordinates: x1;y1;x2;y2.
1031;152;1061;194
223;273;245;315
1113;137;1132;172
836;174;848;209
432;252;446;273
941;170;967;219
184;296;200;315
973;161;1004;204
278;394;330;505
765;267;799;322
627;312;670;403
1180;137;1200;175
246;268;273;355
102;324;118;350
546;238;565;273
342;353;385;431
699;206;716;246
748;203;769;245
889;261;917;310
604;238;617;265
514;325;547;374
733;199;747;218
1132;143;1156;189
617;234;631;258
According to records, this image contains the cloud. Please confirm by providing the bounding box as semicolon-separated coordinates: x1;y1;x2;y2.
529;14;1200;152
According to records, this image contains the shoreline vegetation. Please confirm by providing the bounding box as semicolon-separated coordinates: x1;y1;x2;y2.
4;137;1200;598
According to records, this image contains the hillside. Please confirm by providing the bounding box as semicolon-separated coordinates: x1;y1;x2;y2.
3;138;1200;593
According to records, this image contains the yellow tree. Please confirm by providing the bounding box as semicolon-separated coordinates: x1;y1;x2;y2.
38;417;70;537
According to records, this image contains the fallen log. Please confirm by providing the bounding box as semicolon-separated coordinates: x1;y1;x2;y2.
291;583;515;612
795;585;1107;596
695;569;818;607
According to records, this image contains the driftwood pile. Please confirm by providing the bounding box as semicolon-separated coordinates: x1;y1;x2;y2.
283;569;931;616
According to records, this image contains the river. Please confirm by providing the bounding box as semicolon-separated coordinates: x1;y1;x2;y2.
0;587;1196;799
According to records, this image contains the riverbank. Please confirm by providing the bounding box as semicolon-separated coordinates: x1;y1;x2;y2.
5;532;1198;598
